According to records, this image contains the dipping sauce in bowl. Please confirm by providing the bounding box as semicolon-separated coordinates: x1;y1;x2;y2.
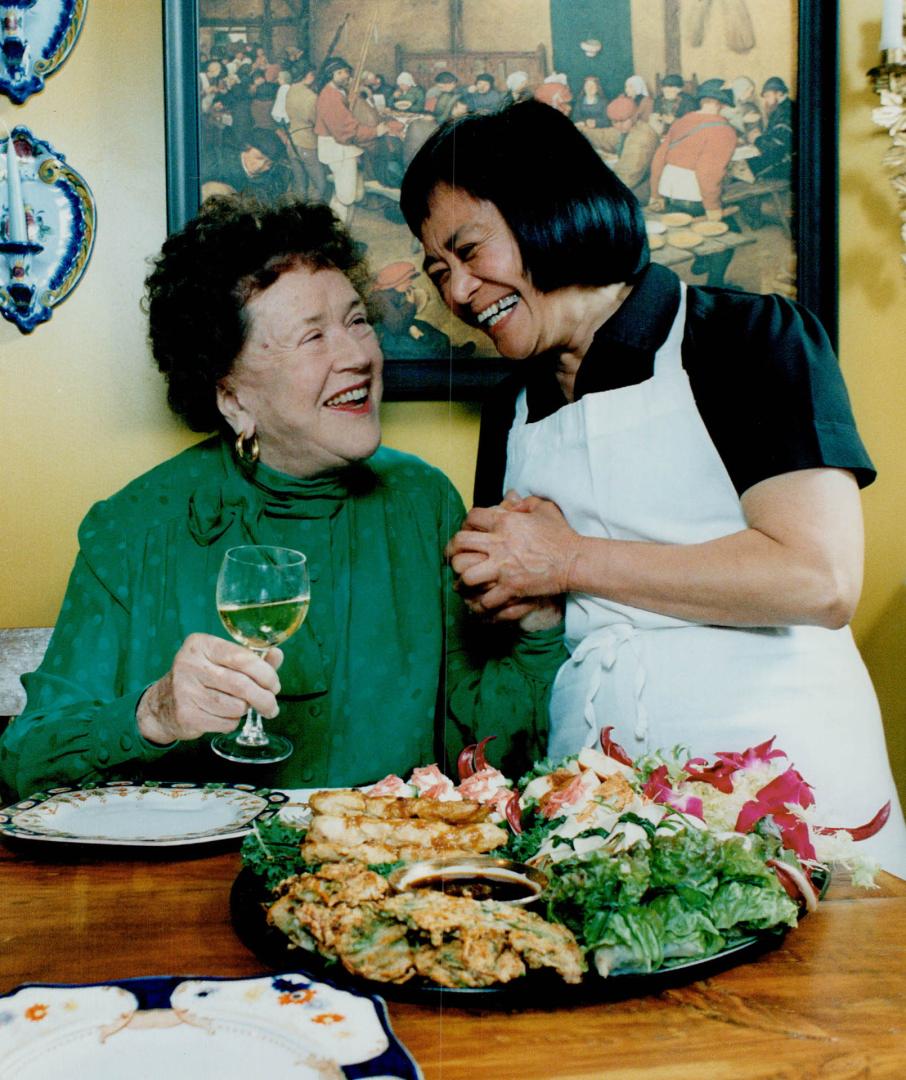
388;856;548;906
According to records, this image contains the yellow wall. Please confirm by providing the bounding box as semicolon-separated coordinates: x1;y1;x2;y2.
1;2;904;795
1;2;193;627
840;5;906;797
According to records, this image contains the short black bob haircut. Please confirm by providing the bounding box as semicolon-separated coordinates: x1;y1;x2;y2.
144;195;372;433
400;99;649;293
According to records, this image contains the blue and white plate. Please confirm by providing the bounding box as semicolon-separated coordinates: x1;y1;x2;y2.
0;972;422;1079
0;781;287;847
0;0;89;104
1;126;96;333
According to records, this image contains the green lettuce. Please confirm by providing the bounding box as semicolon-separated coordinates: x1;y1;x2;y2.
711;879;799;932
540;821;799;973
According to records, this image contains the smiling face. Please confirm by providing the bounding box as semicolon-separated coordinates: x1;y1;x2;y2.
420;183;565;360
216;265;383;478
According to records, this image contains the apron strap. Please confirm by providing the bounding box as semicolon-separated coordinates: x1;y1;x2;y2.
652;283;688;378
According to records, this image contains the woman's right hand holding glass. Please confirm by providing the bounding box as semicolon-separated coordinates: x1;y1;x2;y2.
136;633;283;745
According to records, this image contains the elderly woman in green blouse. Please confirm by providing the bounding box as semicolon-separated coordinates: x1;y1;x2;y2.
0;196;564;799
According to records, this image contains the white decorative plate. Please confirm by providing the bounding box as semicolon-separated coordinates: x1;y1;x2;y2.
0;974;422;1079
0;782;288;847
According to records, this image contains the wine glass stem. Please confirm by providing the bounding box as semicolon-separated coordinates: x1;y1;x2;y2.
236;706;268;746
235;648;270;747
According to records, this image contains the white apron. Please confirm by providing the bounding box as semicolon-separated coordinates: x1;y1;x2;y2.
658;162;702;202
504;286;906;873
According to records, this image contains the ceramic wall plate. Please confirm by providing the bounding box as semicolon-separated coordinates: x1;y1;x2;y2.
0;0;89;104
0;781;288;847
1;126;96;333
0;973;422;1080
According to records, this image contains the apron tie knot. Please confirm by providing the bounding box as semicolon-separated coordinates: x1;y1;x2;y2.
564;624;649;748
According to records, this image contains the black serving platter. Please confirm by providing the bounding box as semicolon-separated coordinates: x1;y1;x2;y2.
229;865;824;1008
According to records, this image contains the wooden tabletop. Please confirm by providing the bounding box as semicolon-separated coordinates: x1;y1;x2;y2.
1;840;904;1079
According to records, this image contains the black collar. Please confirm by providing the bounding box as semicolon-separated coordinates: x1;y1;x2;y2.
526;263;681;422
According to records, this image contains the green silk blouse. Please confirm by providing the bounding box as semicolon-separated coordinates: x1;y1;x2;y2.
0;438;566;798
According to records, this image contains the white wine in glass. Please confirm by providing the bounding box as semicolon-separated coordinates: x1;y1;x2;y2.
212;545;309;764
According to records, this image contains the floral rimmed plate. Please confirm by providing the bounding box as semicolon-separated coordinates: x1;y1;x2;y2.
0;973;422;1080
0;781;288;847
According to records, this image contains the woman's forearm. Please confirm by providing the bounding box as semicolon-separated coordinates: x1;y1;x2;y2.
568;527;858;628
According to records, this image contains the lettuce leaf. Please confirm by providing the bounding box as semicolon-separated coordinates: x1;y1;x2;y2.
649;893;725;960
541;822;799;973
711;879;799;932
590;906;665;974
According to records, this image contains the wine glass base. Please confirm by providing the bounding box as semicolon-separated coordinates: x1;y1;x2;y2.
210;732;294;764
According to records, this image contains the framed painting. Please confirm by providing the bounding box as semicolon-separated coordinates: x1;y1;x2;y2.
163;0;838;401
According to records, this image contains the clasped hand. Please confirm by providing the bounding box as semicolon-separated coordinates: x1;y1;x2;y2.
445;492;578;623
137;633;283;745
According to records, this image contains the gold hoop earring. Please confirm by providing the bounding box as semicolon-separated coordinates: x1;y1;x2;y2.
235;431;259;464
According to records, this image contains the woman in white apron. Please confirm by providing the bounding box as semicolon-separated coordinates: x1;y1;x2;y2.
400;100;906;875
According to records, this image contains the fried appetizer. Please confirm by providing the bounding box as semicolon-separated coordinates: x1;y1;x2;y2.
267;864;586;988
299;791;508;865
307;788;491;824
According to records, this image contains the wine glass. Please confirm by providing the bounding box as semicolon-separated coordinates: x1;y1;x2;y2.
212;545;309;764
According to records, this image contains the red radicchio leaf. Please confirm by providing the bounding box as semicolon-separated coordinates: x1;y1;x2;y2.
814;801;891;842
768;858;820;912
771;812;817;862
504;790;523;834
473;735;496;772
734;767;817;860
643;765;705;820
682;757;737;794
713;736;787;773
734;767;815;828
599;726;633;766
457;744;477;781
681;738;788;795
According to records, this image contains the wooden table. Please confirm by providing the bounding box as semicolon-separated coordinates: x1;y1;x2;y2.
2;840;904;1079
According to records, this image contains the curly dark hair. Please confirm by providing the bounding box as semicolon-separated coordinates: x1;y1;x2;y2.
145;195;373;432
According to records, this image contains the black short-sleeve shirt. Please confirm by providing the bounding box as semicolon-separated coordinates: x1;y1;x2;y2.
474;263;875;506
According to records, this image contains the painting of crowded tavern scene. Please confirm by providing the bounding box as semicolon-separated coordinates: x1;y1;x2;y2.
197;0;798;363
